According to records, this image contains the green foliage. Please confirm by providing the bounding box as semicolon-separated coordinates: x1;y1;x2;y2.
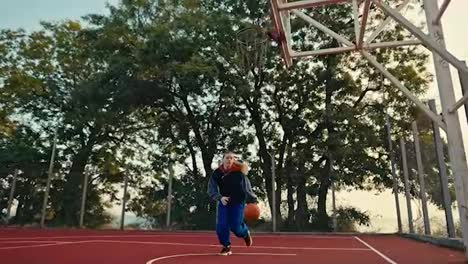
0;0;451;232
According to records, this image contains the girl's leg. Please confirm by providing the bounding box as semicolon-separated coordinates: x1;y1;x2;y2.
216;202;230;246
228;203;249;238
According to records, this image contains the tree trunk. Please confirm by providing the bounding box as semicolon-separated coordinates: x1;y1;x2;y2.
275;132;290;228
286;175;295;227
61;137;94;226
317;158;332;230
295;160;309;230
14;192;26;225
315;51;337;231
250;108;275;220
285;141;295;227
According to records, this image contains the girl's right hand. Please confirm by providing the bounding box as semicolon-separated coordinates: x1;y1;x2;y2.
221;196;230;206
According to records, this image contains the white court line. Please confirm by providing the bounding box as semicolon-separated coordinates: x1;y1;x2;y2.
354;236;398;264
0;241;63;244
0;241;88;250
0;238;371;252
91;239;371;251
145;253;297;264
0;234;355;241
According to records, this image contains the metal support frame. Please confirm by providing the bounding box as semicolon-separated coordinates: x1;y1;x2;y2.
6;169;18;222
434;0;451;25
273;0;449;130
372;0;468;74
120;173;129;231
385;115;403;233
450;93;468;114
362;50;447;131
400;138;414;234
423;0;468;253
278;0;348;11
352;0;360;44
331;179;337;231
412;121;431;235
291;40;421;58
292;10;354;47
166;165;174;229
429;99;455;238
459;61;468;123
271;153;277;232
329;153;337;232
366;0;411;43
357;0;371;48
40;128;58;228
364;40;421;49
271;0;468;253
79;171;89;228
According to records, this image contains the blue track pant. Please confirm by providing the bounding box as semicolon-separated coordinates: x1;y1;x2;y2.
216;202;249;246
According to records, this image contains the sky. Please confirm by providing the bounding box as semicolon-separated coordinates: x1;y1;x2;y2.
1;0;467;233
0;0;119;31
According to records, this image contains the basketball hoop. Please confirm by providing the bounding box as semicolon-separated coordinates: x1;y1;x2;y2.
235;26;269;75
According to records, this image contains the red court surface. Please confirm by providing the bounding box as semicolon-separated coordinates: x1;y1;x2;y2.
0;229;464;264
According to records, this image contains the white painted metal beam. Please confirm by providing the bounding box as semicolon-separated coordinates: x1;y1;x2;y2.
366;0;411;43
434;0;451;25
278;0;349;11
371;0;468;74
357;0;371;48
364;39;421;49
292;9;355;47
362;50;447;131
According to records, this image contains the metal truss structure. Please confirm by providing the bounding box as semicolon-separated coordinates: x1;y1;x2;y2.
270;0;468;255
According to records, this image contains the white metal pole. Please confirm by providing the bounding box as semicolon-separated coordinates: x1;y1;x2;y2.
40;128;58;228
331;180;337;231
428;99;455;238
412;121;431;235
79;171;89;229
364;40;421;50
352;0;360;44
6;169;18;222
292;47;355;58
271;153;277;232
120;173;129;231
372;0;468;74
278;0;349;11
454;61;468;119
166;165;174;229
330;154;337;232
357;0;371;48
433;0;451;25
366;0;411;43
449;93;468;114
385;115;403;233
400;138;414;234
361;51;447;131
423;0;468;254
292;10;354;47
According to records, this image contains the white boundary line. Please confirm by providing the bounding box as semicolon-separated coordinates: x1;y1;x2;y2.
0;244;60;250
0;241;63;244
0;239;371;251
91;239;371;251
145;253;297;264
0;234;356;240
354;236;398;264
0;241;88;250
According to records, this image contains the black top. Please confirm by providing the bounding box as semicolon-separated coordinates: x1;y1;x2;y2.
217;170;245;204
207;168;258;205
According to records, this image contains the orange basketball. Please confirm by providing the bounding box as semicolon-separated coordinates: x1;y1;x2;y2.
244;203;260;221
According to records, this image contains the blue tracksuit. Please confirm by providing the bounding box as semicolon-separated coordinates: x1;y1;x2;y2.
207;167;257;247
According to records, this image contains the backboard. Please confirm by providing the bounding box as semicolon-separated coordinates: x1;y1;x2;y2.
269;0;292;67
